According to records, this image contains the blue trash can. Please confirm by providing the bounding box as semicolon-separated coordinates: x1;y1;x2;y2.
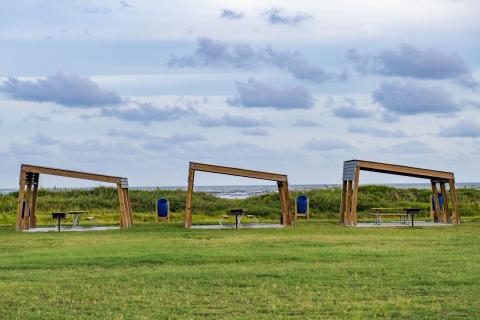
296;195;308;214
157;199;169;218
432;192;443;209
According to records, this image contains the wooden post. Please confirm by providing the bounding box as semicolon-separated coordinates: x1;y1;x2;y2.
351;167;360;226
431;181;441;223
448;179;459;224
339;180;347;224
124;188;133;226
344;180;352;225
15;170;26;231
278;181;292;226
184;166;195;228
277;182;285;225
30;173;39;228
117;184;127;228
440;182;450;224
23;175;33;230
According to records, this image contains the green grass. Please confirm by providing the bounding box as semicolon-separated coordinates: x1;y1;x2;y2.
0;222;479;319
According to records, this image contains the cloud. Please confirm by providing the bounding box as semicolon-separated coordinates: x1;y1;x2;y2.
101;103;197;124
373;80;460;115
168;37;344;84
31;133;59;146
303;139;352;151
438;119;480;137
331;98;375;118
23;114;50;122
226;79;314;109
263;47;345;83
378;140;433;154
198;113;269;128
240;128;269;136
263;7;313;26
219;9;243;20
347;44;478;89
348;125;408;138
119;1;132;9
0;73;123;108
163;133;207;143
107;130;207;143
293;119;319;127
76;4;111;14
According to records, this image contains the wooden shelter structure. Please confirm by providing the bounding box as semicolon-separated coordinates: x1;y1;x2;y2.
184;162;293;228
15;164;133;231
339;160;459;226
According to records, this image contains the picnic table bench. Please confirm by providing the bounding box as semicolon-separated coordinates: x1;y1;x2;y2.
371;208;422;227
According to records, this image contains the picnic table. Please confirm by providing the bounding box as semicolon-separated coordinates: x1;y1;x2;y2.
67;211;86;228
220;209;258;229
371;208;422;227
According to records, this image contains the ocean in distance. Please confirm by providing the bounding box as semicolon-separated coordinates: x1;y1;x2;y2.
1;183;480;199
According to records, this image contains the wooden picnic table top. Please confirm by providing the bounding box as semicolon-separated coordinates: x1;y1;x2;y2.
67;211;86;214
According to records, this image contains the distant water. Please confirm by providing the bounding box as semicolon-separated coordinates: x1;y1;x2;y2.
2;183;480;199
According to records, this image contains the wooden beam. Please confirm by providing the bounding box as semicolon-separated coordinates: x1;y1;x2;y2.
189;162;288;182
278;182;285;225
15;170;26;231
23;178;33;230
184;167;195;228
117;184;128;228
30;173;39;228
350;167;360;226
124;188;133;227
354;160;454;180
21;164;123;184
431;181;441;223
449;179;459;225
440;182;450;224
339;181;347;224
344;180;352;225
278;181;292;226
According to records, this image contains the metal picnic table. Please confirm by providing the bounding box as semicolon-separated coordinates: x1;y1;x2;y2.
372;208;422;227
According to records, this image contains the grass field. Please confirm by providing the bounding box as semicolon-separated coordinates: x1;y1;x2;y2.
1;221;479;319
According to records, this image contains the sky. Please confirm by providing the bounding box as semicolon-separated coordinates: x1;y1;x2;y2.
1;0;480;188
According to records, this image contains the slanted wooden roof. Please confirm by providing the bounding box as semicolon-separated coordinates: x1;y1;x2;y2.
342;160;454;181
21;164;128;186
189;162;288;182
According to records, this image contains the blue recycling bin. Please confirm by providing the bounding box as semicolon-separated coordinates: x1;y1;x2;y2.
296;195;308;214
157;198;169;218
432;192;443;209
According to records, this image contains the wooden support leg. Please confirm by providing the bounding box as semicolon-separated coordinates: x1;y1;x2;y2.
278;181;292;227
351;168;360;226
117;184;127;228
184;167;195;228
122;188;133;227
449;179;459;225
126;188;133;226
16;171;26;231
339;180;347;224
30;173;39;228
431;181;441;223
23;177;33;230
344;180;352;225
440;182;450;224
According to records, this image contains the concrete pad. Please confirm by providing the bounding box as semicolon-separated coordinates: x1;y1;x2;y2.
191;223;284;229
355;221;452;228
24;226;119;233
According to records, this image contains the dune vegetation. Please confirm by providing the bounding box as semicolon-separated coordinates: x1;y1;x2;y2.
1;185;479;226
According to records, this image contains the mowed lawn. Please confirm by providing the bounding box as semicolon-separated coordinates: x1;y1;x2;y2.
0;222;479;319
